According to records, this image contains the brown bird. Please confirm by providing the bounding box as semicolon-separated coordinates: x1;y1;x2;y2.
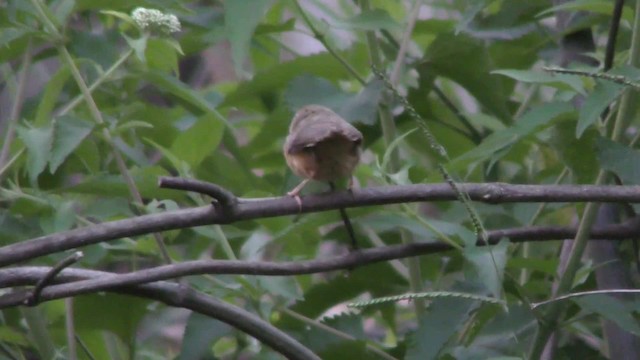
283;105;363;202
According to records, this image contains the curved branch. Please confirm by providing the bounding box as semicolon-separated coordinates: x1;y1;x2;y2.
0;267;320;360
1;218;639;297
2;181;640;266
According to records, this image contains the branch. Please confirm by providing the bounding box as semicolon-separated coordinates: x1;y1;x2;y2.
1;217;640;295
2;181;640;267
0;267;320;360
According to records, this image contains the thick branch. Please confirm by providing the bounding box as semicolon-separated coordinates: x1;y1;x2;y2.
2;182;640;267
0;267;319;360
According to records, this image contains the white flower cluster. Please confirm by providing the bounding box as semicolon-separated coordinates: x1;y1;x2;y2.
131;7;181;33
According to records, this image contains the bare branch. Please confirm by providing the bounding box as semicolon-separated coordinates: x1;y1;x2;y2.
1;217;639;299
3;182;640;267
0;267;320;360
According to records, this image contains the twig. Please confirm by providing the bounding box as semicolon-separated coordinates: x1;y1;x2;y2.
604;0;625;71
25;251;83;306
159;176;237;208
531;289;640;309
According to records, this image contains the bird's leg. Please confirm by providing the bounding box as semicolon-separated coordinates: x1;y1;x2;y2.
287;178;310;210
347;176;355;191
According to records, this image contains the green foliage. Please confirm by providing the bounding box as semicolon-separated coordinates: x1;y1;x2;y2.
2;0;639;358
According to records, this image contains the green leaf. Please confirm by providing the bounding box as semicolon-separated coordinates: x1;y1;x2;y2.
74;294;149;343
284;76;382;125
406;297;478;360
596;137;640;185
178;313;232;360
452;102;573;167
222;53;351;107
332;9;401;31
338;79;383;125
17;124;54;184
464;240;508;297
577;81;623;137
224;0;274;76
143;71;229;128
551;120;598;182
492;69;585;94
53;0;76;27
421;33;511;120
49;115;94;173
125;34;148;62
171;113;224;168
538;0;634;23
145;38;179;74
574;294;640;336
255;18;296;35
35;66;71;126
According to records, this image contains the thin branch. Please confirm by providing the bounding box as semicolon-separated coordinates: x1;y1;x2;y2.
532;289;640;310
1;217;640;296
604;0;625;71
0;268;320;360
159;176;237;208
25;251;83;306
3;182;640;266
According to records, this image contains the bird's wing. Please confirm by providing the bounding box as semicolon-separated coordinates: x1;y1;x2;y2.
286;122;362;154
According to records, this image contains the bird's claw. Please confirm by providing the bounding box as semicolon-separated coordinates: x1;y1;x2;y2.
287;191;303;212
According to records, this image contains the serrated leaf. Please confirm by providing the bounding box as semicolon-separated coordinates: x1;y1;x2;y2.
225;0;274;76
49;115;94;173
452;101;573;167
17;124;54;184
596;137;640;185
171;113;224;168
577;80;623;137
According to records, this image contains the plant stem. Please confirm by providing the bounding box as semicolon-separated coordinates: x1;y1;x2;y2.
0;40;32;183
389;0;421;86
360;0;426;318
31;0;172;263
529;0;640;356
